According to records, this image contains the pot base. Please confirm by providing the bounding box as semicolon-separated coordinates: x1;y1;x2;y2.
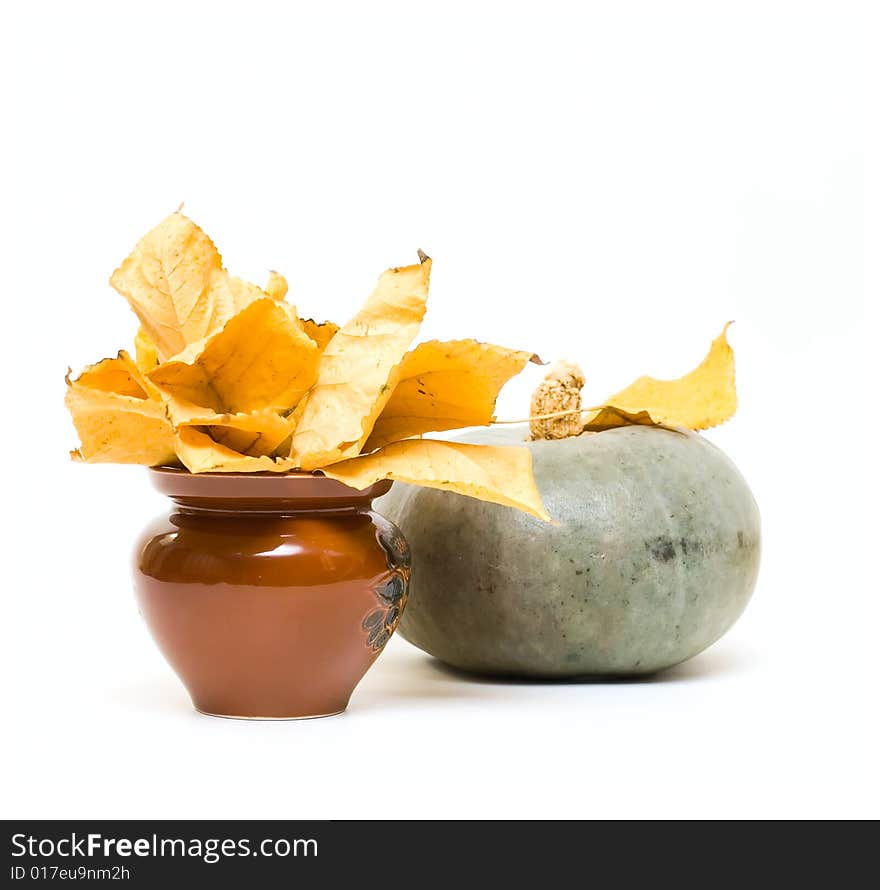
195;707;346;721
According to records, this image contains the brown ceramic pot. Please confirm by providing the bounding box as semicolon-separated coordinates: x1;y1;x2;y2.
132;469;410;719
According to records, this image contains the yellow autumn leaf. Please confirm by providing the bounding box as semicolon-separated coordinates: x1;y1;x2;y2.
583;323;737;431
174;426;298;474
134;327;160;373
264;271;288;300
109;212;265;360
66;355;176;466
300;318;340;351
582;406;658;432
73;350;153;399
321;438;551;522
366;339;540;451
291;255;432;470
219;276;267;314
171;407;294;457
148;298;319;414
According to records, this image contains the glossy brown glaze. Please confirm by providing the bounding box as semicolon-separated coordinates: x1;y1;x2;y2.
133;470;409;719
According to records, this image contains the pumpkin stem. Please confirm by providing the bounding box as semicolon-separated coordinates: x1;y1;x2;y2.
528;362;586;440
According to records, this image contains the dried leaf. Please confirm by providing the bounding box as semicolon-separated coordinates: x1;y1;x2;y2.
110;212;264;360
219;275;266;314
172;408;294;457
264;271;288;300
174;426;298;474
291;256;432;470
134;327;160;373
365;339;539;451
66;354;176;466
300;318;340;351
321;438;551;521
582;406;659;432
148;298;319;414
583;323;736;431
73;350;151;399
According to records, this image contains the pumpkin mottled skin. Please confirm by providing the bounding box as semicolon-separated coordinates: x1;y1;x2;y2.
377;425;760;677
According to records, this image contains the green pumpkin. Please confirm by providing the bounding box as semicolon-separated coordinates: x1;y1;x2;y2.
377;424;760;676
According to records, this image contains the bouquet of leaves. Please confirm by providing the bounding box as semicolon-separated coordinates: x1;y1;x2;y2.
65;212;552;517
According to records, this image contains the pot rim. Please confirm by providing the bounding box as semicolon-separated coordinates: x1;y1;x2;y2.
147;466;392;504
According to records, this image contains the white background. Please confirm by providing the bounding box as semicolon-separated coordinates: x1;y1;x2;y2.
1;1;876;819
